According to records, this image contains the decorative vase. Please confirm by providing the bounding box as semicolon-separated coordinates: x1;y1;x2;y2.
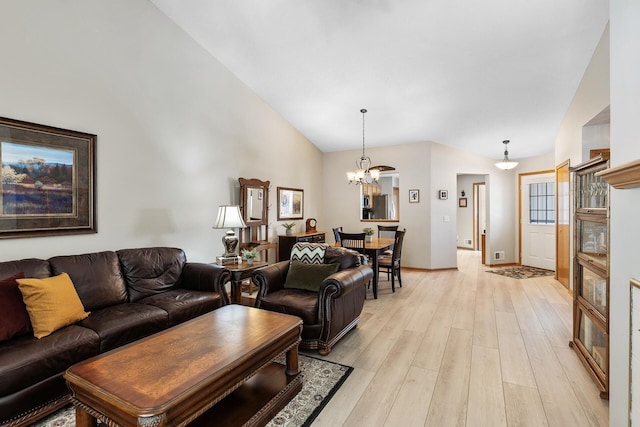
286;229;293;235
246;258;254;266
366;235;373;243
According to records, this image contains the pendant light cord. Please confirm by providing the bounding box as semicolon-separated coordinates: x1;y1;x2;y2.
361;108;367;158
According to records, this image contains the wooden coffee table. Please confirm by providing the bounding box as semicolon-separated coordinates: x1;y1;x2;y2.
64;305;302;427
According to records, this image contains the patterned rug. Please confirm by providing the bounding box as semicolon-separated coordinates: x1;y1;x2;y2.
32;354;352;427
487;265;555;279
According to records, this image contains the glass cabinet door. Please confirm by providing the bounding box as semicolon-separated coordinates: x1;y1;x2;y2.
577;218;608;270
577;308;608;375
578;263;608;318
576;165;608;211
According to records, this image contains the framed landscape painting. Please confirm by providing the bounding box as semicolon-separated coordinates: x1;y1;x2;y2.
0;117;96;239
277;187;303;220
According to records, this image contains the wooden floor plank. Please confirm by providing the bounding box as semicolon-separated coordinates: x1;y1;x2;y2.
555;347;609;427
521;329;592;426
311;367;375;427
503;383;550;427
466;345;507;427
384;366;438;427
424;328;473;427
345;330;423;425
473;294;499;349
509;282;545;332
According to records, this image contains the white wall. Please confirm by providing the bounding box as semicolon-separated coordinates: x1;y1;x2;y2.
323;141;519;269
0;0;323;263
555;25;611;166
609;0;640;424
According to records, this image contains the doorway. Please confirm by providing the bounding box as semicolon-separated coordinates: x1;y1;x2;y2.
520;172;556;270
456;175;486;253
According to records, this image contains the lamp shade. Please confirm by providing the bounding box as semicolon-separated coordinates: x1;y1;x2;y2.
495;160;519;170
213;205;247;229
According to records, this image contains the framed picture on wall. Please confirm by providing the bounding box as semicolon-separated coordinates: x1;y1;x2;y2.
277;187;304;220
459;197;467;207
409;189;420;203
0;117;96;239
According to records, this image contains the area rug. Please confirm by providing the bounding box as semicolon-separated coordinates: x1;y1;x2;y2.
32;354;352;427
487;265;555;279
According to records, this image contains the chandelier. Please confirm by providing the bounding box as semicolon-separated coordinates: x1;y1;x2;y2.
495;139;519;170
347;109;380;185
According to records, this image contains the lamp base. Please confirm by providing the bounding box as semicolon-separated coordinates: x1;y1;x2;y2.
221;230;239;257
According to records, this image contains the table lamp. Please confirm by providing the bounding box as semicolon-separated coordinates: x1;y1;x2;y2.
213;205;247;258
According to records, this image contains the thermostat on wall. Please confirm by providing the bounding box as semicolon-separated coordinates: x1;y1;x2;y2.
438;190;448;200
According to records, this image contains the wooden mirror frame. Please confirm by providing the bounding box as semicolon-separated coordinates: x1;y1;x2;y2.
239;178;269;226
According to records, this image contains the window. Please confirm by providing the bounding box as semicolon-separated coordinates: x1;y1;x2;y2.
529;182;555;224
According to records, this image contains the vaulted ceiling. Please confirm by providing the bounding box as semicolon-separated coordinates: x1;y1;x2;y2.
151;0;609;161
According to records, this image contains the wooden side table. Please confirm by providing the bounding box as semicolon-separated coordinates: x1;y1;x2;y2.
220;260;269;304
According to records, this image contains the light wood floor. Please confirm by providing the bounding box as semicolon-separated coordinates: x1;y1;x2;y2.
307;250;609;427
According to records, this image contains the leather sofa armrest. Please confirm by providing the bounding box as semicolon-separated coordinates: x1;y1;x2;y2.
320;265;373;298
180;263;232;305
252;261;291;303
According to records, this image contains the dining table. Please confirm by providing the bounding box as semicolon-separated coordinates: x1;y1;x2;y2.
336;237;395;299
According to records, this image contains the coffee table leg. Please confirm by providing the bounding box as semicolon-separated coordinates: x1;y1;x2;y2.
75;406;98;427
285;346;299;376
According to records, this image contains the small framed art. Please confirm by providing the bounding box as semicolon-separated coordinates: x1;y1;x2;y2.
277;187;304;220
459;197;467;207
409;189;420;203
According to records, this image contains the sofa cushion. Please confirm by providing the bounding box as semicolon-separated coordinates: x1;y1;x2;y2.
259;289;319;325
0;258;50;280
324;246;361;270
78;303;169;352
0;324;99;396
17;273;90;339
117;247;186;302
48;251;128;311
139;289;226;326
284;260;339;292
0;273;31;342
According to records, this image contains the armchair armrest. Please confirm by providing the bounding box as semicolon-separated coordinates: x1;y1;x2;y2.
181;263;232;305
320;265;373;298
252;261;291;302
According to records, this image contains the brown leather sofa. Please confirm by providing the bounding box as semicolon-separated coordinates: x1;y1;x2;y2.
253;246;372;355
0;247;231;427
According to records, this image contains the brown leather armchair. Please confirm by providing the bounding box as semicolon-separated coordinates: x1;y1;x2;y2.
253;246;373;355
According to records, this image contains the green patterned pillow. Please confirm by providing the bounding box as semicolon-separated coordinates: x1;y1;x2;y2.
284;260;340;292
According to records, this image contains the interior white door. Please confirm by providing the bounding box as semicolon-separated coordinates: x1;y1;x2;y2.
521;173;556;270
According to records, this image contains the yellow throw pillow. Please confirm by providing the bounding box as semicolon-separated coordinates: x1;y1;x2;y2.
17;273;89;339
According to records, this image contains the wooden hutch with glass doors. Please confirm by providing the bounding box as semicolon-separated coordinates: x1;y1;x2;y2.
569;155;610;399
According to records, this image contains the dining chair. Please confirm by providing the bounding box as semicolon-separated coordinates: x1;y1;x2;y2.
377;225;398;239
378;229;406;292
377;225;398;255
338;232;366;254
332;227;343;243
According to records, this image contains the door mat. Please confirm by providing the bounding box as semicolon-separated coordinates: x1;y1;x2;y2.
487;265;555;279
32;354;352;427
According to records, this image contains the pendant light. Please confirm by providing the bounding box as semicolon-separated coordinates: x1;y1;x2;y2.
347;109;380;184
495;140;518;170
